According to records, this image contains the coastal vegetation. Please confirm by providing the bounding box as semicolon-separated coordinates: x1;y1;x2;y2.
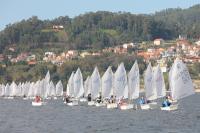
0;5;200;52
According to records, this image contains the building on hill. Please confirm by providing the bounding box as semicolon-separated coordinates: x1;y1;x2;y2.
52;25;64;30
153;38;164;46
0;54;4;62
114;46;127;54
176;39;191;50
195;40;200;46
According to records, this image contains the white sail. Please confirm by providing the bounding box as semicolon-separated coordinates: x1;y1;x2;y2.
128;61;140;100
34;81;41;96
24;82;30;96
170;58;195;100
10;81;18;97
17;82;22;97
27;82;35;97
84;76;90;97
56;80;63;96
4;83;10;97
144;63;156;100
114;62;128;99
154;65;166;98
45;71;50;83
101;66;113;98
49;81;56;96
168;63;175;92
0;84;5;96
73;68;84;98
90;67;101;99
67;72;75;97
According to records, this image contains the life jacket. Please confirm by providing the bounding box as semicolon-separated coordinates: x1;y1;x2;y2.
162;101;168;107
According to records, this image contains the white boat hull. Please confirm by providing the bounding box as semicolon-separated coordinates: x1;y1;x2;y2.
88;101;95;106
67;101;78;106
95;103;106;107
140;104;150;110
23;97;28;100
32;101;43;106
120;104;134;110
80;98;87;102
5;97;14;99
161;104;178;111
107;103;118;109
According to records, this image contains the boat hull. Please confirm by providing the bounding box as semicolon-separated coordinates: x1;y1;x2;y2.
67;101;78;106
140;104;150;110
120;104;134;110
32;101;43;106
80;98;87;102
88;101;95;106
161;104;178;111
95;103;106;107
107;103;118;109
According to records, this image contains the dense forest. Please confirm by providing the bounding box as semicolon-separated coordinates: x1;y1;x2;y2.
0;4;200;53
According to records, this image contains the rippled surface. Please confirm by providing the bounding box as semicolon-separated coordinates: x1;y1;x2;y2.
0;94;200;133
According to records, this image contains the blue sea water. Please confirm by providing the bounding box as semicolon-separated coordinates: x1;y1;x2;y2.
0;94;200;133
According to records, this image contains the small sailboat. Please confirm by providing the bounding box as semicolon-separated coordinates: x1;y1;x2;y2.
80;76;90;102
70;68;84;106
55;80;64;98
65;72;78;106
112;63;128;109
141;63;155;110
120;61;140;110
32;96;43;106
161;58;195;111
89;67;101;106
148;65;166;109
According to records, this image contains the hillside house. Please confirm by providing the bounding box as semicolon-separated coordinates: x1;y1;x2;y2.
154;38;164;46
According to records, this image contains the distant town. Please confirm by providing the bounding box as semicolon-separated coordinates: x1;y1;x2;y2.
1;35;200;70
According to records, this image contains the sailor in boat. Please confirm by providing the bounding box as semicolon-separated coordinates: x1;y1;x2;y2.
35;96;41;103
109;95;114;103
96;93;102;103
118;96;126;105
167;95;175;103
65;96;72;103
138;96;146;105
87;93;92;102
162;96;171;107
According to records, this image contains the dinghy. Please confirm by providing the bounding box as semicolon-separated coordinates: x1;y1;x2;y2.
113;63;130;110
120;61;140;110
89;67;101;106
141;63;155;110
73;68;84;105
161;58;195;111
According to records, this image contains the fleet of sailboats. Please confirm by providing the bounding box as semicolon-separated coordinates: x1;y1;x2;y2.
0;58;195;111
